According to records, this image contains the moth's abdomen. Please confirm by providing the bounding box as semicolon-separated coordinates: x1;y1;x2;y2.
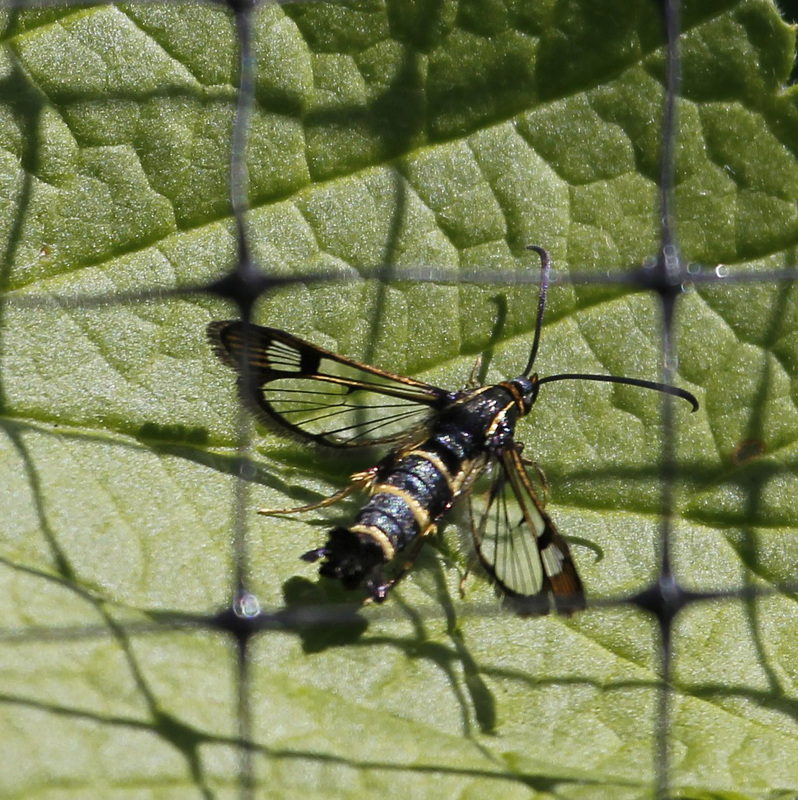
362;453;454;545
309;387;519;600
311;438;467;597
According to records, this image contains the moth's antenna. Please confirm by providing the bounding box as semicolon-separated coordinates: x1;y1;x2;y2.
537;372;699;411
522;244;551;377
524;246;698;411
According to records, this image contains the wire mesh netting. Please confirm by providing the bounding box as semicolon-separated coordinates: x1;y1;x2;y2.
1;1;797;798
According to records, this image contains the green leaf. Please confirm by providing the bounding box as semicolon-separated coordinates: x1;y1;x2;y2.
1;1;797;798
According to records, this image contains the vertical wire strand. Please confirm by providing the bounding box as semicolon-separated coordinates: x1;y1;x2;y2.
229;3;258;798
230;0;254;228
229;0;257;608
654;1;682;797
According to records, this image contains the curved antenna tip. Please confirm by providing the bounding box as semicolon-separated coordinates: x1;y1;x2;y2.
523;245;552;377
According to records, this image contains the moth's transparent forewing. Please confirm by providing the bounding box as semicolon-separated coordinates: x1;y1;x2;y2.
208;321;450;447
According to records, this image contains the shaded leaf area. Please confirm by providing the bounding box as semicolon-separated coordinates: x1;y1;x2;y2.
0;1;797;798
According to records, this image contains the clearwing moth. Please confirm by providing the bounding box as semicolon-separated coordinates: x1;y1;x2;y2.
208;247;698;615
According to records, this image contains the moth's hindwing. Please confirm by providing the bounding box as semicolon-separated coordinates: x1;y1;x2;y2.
469;447;585;615
208;321;450;447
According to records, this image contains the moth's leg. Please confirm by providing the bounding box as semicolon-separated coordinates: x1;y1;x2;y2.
516;444;549;507
258;467;377;515
465;354;483;389
364;524;437;603
524;460;549;506
458;568;471;599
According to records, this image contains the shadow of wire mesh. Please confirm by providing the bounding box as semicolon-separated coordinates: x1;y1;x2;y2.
0;1;797;799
